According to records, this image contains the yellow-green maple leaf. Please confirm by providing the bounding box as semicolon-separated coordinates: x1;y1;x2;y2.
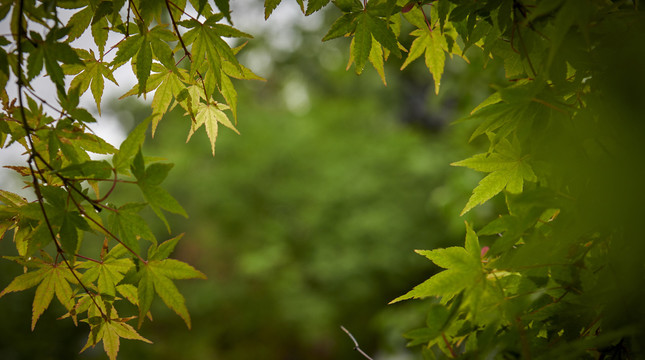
186;102;239;156
452;138;537;215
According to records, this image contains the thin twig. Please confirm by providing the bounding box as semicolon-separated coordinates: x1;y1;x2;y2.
441;332;457;358
165;0;209;98
128;0;144;24
167;0;198;21
96;168;119;202
340;326;374;360
126;0;131;36
67;191;148;264
512;10;537;78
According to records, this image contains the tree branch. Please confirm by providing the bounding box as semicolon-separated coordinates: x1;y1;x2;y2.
340;326;374;360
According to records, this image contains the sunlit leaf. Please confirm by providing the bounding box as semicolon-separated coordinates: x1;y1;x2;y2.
452;138;537;215
352;13;371;74
187;102;239;156
400;28;446;94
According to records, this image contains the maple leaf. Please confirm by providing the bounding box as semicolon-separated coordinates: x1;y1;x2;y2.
65;49;118;114
351;11;401;75
78;257;135;299
187;102;239;156
452;137;537;215
182;15;250;93
137;237;206;328
0;263;78;330
81;310;152;360
130;149;187;232
400;28;446;94
390;223;482;304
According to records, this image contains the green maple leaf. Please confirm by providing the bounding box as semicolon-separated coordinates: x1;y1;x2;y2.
452;137;537;215
352;13;372;74
65;49;118;114
120;63;193;135
149;27;177;71
184;16;250;94
390;223;482;304
78;257;135;299
221;56;265;81
0;263;78;330
97;320;152;360
368;37;387;85
129;149;187;231
149;66;188;135
187;102;239;156
137;238;206;328
218;72;238;121
25;30;82;91
112;116;151;172
219;47;265;123
351;11;400;75
188;0;212;17
81;310;152;360
112;34;144;66
264;0;283;19
322;13;358;41
214;0;231;21
400;27;446;94
59;210;90;256
66;6;93;42
112;26;176;96
136;41;153;96
141;180;188;223
306;0;330;15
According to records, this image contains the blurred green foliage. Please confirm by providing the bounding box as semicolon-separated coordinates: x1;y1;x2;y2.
111;52;500;359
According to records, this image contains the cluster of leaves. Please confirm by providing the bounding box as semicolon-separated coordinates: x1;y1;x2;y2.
262;0;643;358
0;0;260;358
292;0;643;359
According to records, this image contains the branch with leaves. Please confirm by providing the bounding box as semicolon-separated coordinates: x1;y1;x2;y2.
0;0;252;357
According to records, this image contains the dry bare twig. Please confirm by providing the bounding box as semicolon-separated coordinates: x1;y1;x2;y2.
340;326;374;360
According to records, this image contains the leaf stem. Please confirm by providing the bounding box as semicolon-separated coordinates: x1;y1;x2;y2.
512;9;537;78
442;332;457;358
419;4;433;31
128;0;144;24
75;253;102;264
96;168;119;202
167;0;198;21
165;0;209;98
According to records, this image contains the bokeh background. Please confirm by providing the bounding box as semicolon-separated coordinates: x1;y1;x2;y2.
0;1;506;359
